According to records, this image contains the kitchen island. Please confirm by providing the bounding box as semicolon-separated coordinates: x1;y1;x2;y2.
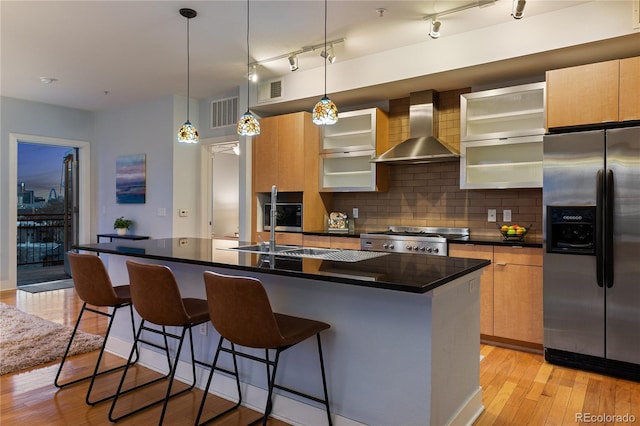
74;238;490;426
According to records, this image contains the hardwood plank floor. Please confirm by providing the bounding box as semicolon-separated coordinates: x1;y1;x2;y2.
2;287;639;425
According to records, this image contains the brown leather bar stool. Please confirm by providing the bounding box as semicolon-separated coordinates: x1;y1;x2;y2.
54;252;139;406
196;271;332;426
108;260;210;425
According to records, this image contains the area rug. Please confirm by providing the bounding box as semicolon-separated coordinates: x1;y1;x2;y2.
0;303;104;375
18;279;75;293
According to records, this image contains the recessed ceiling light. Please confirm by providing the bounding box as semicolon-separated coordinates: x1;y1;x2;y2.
40;77;57;84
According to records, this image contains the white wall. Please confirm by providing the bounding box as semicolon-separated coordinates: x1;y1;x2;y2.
94;95;177;238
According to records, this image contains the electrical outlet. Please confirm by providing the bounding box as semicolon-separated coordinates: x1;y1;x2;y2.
487;209;497;222
199;323;208;336
179;209;189;217
352;207;359;219
503;209;512;222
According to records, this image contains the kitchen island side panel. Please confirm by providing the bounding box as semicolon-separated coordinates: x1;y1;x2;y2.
104;254;483;425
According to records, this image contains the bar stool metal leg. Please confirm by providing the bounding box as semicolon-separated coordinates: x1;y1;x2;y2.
54;302;139;405
195;336;242;426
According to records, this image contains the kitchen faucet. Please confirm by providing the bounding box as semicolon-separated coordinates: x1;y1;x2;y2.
270;184;277;253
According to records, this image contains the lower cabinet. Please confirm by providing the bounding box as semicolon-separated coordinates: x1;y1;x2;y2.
493;246;543;345
302;235;361;249
448;245;494;336
256;231;303;246
450;244;543;346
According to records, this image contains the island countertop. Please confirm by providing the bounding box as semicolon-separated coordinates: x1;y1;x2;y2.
73;237;490;294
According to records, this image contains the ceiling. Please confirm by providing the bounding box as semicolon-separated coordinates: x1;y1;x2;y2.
1;1;639;114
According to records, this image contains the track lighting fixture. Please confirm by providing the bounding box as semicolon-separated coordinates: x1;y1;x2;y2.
288;54;299;71
429;18;441;39
177;8;198;144
248;64;258;83
247;38;344;74
511;0;526;19
320;45;336;63
237;0;260;136
424;0;505;39
312;0;338;126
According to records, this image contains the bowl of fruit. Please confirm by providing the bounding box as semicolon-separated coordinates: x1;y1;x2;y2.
497;223;531;241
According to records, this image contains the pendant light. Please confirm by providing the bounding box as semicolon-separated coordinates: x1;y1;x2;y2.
312;0;338;126
237;0;260;136
177;8;198;144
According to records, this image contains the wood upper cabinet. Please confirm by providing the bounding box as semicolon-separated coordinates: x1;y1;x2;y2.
252;112;312;192
449;244;494;336
493;246;543;345
546;60;620;129
620;56;640;121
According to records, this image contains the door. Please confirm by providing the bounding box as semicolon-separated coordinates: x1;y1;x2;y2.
17;143;79;283
605;126;640;364
543;130;605;357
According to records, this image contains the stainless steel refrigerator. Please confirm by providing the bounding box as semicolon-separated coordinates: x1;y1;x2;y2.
543;125;640;381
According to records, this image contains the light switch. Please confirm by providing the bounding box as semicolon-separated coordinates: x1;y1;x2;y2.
157;207;166;217
503;209;512;222
353;207;359;219
179;209;189;217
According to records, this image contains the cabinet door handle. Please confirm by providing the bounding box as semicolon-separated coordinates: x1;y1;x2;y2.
495;262;507;266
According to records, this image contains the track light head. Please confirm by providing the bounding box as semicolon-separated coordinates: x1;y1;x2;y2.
288;54;299;71
429;18;441;39
320;46;336;63
511;0;526;19
248;64;258;82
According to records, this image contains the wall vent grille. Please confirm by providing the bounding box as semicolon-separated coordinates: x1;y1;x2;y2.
210;97;238;129
258;79;283;103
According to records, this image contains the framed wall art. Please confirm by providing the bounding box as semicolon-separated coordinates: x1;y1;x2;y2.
116;154;146;204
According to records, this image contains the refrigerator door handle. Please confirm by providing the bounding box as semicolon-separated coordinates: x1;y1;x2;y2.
596;169;605;288
605;169;614;288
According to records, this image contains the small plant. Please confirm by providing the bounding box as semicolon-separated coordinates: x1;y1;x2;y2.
113;216;133;230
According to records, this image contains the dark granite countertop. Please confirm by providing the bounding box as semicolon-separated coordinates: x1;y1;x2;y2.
73;238;490;294
449;236;543;248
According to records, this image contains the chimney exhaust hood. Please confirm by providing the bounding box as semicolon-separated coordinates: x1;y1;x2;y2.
371;90;459;165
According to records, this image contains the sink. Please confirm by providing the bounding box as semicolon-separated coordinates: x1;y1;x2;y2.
227;245;390;262
278;248;340;257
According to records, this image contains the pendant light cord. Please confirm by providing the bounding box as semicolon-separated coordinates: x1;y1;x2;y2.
246;0;250;110
186;15;191;121
323;0;327;97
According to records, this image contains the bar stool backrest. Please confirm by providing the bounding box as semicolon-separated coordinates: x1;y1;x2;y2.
125;260;192;326
68;252;121;307
203;271;284;349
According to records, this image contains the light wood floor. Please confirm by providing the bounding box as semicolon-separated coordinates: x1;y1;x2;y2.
2;288;639;425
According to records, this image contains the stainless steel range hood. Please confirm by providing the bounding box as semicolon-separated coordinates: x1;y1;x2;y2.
371;90;459;164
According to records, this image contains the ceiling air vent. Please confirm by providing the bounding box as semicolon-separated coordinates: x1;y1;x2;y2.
258;79;283;103
210;97;238;129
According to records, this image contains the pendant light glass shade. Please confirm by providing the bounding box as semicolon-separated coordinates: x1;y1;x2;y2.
312;96;338;125
237;0;260;136
178;121;199;143
178;8;198;144
237;111;261;136
313;0;338;126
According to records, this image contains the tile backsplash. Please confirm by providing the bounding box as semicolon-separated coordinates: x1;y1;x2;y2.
331;89;543;239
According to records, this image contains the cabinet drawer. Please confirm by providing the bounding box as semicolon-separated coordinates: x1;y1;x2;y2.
494;246;542;266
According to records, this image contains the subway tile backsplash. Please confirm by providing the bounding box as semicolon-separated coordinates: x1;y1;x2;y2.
331;89;543;239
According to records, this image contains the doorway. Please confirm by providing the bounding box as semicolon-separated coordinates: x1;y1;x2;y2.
7;133;90;290
17;143;79;285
